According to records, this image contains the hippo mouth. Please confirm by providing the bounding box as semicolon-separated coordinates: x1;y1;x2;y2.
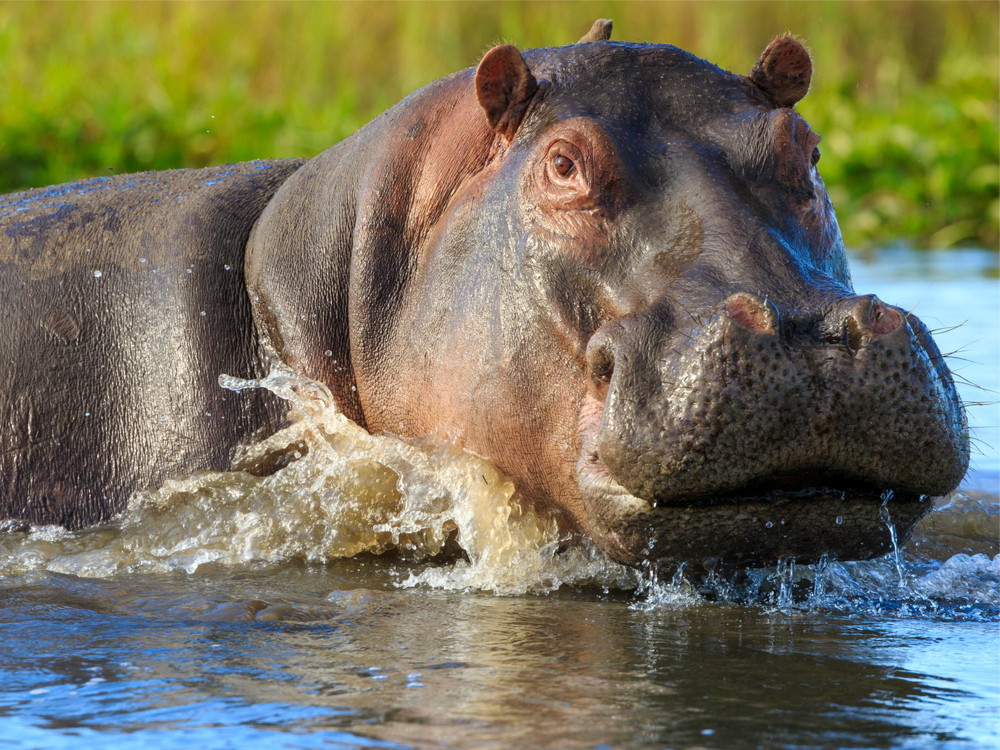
578;447;933;568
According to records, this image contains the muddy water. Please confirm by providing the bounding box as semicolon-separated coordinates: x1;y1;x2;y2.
0;249;997;749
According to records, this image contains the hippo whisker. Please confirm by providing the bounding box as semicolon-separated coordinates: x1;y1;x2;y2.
968;432;992;451
939;347;977;363
945;370;989;393
928;321;968;336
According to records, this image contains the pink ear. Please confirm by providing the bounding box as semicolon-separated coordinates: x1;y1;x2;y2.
748;36;812;108
475;45;539;141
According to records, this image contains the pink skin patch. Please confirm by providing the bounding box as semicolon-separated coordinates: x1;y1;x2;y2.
871;301;902;335
724;294;777;335
577;390;610;477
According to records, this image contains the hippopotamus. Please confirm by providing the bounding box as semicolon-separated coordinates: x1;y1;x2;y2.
0;22;968;567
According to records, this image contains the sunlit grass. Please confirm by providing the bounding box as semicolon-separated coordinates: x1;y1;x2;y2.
0;1;995;248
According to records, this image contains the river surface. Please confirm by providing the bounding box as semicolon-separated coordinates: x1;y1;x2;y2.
0;248;997;749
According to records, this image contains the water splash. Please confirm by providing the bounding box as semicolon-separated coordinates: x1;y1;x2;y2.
629;494;999;618
879;489;907;588
628;562;703;610
811;554;831;601
219;364;334;410
775;557;796;610
0;365;630;595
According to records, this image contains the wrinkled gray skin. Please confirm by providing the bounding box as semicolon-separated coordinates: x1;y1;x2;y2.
0;33;968;567
0;164;300;528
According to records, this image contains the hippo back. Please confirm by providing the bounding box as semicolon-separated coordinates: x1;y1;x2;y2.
0;161;302;526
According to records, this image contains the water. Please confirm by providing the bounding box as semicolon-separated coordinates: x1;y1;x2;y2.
1;249;997;749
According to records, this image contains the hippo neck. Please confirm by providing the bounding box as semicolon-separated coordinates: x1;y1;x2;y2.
244;68;505;426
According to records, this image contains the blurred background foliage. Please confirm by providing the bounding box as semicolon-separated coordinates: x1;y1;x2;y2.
0;1;995;249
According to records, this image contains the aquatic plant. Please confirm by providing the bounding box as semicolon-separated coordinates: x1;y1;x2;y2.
0;1;995;248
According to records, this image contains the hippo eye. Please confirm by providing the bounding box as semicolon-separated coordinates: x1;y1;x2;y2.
553;154;576;177
811;146;821;166
538;136;600;210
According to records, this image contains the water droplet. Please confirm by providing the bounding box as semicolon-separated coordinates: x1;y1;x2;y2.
186;268;192;274
139;258;147;263
880;501;906;586
92;270;102;278
200;311;206;317
84;412;90;417
405;672;424;689
351;385;357;392
765;521;773;528
224;264;231;271
325;350;333;357
835;516;843;525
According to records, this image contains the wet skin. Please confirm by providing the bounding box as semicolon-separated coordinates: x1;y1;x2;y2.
0;31;968;566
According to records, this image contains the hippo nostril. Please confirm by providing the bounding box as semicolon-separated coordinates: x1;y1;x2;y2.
723;293;778;336
870;300;903;335
841;295;904;352
586;326;617;385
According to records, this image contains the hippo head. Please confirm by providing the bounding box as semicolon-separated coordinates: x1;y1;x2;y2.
258;31;969;568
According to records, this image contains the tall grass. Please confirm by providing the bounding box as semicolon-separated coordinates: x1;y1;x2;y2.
0;1;995;248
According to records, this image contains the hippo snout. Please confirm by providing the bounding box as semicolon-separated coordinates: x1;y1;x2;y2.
581;291;969;566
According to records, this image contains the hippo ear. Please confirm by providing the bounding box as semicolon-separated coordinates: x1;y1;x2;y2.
578;18;613;43
475;45;539;141
748;36;812;108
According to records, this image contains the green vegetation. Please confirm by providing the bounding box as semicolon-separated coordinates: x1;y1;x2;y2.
0;1;995;249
